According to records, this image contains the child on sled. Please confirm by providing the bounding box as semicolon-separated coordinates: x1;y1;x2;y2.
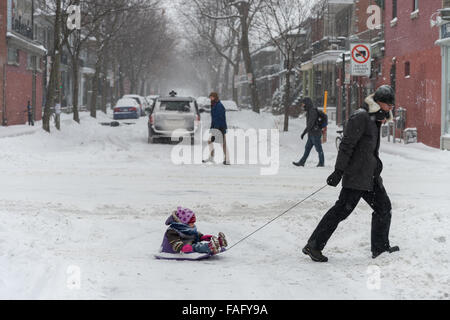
160;207;228;255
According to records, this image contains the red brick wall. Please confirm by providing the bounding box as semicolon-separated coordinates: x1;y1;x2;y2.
381;0;442;148
311;16;324;43
5;50;44;125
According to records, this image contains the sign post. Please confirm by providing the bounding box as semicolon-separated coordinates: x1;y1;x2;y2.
351;43;371;77
323;91;328;144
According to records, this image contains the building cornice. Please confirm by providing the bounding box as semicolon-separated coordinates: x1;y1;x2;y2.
6;32;47;56
312;50;345;65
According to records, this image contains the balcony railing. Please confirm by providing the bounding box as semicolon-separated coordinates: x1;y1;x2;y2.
312;37;346;55
12;18;33;39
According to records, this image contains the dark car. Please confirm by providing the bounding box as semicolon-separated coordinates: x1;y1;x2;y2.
113;98;140;120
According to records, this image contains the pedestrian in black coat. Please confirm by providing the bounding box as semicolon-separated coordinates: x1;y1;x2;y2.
26;101;34;126
302;85;400;262
293;97;325;167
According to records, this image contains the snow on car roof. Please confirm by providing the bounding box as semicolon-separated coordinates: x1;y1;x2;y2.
116;98;139;106
158;96;195;102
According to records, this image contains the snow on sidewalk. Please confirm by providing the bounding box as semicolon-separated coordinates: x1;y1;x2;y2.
0;110;449;299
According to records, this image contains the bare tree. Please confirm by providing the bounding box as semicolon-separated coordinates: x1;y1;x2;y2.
258;0;311;131
42;0;66;132
180;1;242;103
114;5;174;97
83;0;158;118
192;0;264;113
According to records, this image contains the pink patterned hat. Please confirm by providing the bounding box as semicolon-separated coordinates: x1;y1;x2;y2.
175;207;195;224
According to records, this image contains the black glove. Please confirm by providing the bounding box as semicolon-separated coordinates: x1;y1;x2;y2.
327;170;343;187
301;132;306;140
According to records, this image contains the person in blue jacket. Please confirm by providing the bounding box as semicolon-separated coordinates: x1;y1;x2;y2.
203;92;230;165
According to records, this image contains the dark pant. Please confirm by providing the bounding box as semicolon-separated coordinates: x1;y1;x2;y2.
299;135;324;166
308;179;392;254
28;113;34;126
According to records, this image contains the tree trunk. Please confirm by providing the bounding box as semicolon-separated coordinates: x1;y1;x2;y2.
101;54;108;114
140;78;146;96
222;47;232;99
212;60;222;92
43;0;62;132
284;69;291;132
119;65;124;98
238;3;259;113
72;52;80;123
90;56;102;118
233;43;241;106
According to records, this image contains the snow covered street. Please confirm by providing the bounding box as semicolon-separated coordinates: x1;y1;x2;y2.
1;111;449;300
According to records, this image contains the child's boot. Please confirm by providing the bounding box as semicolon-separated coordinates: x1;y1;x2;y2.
218;232;228;248
208;236;220;255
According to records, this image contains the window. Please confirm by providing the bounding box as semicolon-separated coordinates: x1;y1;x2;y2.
159;101;192;112
390;63;397;92
392;0;398;19
405;62;411;77
27;55;36;70
413;0;419;11
7;48;19;65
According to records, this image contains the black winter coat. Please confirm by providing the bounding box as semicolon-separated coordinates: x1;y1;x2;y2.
335;103;383;192
303;105;322;137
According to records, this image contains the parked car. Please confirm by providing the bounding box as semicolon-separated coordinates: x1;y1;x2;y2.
148;95;203;144
113;98;141;120
123;94;147;116
222;100;240;112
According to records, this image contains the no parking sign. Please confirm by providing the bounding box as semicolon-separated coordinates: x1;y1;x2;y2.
351;43;371;77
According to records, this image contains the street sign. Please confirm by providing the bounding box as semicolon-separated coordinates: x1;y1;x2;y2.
345;61;351;84
351;43;371;77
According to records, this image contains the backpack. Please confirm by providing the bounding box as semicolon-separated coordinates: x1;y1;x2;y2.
317;110;328;129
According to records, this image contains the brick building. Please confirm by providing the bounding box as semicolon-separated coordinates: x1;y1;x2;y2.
335;0;385;125
1;0;46;126
382;0;442;148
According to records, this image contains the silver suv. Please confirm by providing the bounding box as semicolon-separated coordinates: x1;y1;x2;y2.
148;95;203;144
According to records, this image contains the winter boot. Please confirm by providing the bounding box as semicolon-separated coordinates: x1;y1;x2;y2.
293;161;305;167
302;245;328;263
218;232;228;248
372;246;400;259
208;236;220;255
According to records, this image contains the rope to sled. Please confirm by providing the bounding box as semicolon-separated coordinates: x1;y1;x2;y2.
226;185;328;251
